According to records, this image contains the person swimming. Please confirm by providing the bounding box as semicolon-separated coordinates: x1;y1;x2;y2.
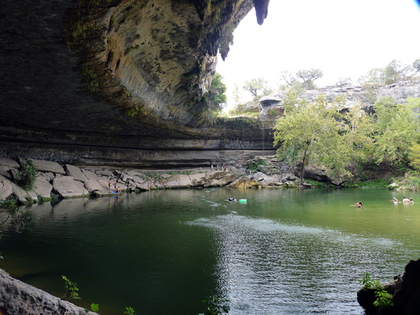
410;198;414;204
356;201;362;208
403;196;410;203
228;198;237;202
393;197;399;204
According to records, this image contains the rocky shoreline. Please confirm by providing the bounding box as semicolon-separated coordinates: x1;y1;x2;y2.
0;156;300;204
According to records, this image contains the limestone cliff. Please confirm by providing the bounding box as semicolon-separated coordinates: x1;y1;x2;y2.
0;0;272;162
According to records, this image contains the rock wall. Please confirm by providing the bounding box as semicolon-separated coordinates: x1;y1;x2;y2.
259;80;420;126
0;0;272;160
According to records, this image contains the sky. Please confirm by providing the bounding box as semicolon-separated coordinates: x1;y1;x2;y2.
216;0;420;108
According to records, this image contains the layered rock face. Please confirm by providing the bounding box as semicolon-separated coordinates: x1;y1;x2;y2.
0;0;272;164
259;80;420;125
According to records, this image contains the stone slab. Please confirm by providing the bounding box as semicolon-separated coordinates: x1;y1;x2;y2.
32;176;53;199
65;164;88;182
29;159;66;174
0;175;13;201
53;176;89;198
0;158;19;169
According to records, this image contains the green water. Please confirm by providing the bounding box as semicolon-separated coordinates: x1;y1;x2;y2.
1;188;420;314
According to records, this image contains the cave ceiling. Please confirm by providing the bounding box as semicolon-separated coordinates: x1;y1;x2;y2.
0;0;271;150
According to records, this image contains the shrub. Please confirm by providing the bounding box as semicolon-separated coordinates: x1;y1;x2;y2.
305;179;325;187
13;160;37;191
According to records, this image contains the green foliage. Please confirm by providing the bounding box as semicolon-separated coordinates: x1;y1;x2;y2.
256;159;266;166
372;97;420;165
360;272;377;291
0;196;19;212
13;160;37;191
82;65;99;92
358;59;418;85
202;296;230;315
146;173;163;182
11;209;32;233
280;69;323;90
360;272;394;311
373;285;394;310
296;69;323;90
124;306;136;314
90;303;99;312
243;78;271;99
62;275;81;300
408;142;420;169
204;73;227;112
305;179;325;187
273;95;373;184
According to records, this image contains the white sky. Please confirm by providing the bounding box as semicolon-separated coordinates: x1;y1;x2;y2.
217;0;420;108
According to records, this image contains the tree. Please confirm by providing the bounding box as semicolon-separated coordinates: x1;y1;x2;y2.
243;78;271;99
273;95;372;185
335;77;353;87
358;59;418;85
296;69;323;90
204;72;227;111
372;97;420;165
280;69;323;90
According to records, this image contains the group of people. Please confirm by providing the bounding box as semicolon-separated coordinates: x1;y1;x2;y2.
355;197;415;207
393;197;414;204
210;163;225;172
108;180;121;193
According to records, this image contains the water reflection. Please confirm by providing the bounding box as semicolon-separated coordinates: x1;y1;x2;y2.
188;213;417;314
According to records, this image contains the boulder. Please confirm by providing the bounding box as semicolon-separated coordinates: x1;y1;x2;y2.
65;164;88;182
189;173;207;186
11;182;35;203
82;169;100;181
0;166;12;178
0;158;20;169
0;268;98;315
393;259;420;314
53;176;89;198
164;175;192;188
28;159;66;174
84;179;105;193
206;173;237;187
32;176;53;199
0;175;13;201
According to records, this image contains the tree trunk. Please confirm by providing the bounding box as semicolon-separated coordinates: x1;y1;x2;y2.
300;149;307;186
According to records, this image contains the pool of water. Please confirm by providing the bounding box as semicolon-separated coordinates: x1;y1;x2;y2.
1;188;420;314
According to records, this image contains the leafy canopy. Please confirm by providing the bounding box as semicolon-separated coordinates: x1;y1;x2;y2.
274;93;373;184
371;97;420;165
